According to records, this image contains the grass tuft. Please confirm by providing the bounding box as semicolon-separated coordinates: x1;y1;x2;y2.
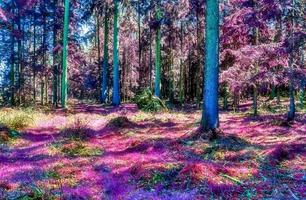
60;118;91;141
60;142;103;157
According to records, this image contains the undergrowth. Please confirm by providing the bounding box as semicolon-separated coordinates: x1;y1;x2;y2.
0;108;34;131
50;141;103;157
134;89;167;112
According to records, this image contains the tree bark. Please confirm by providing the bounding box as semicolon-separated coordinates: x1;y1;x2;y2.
154;0;161;97
101;6;109;103
61;0;70;108
112;0;121;106
201;0;220;130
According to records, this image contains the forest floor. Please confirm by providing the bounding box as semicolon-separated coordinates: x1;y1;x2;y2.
0;101;305;199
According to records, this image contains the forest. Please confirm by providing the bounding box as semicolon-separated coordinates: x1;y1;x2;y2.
0;0;305;199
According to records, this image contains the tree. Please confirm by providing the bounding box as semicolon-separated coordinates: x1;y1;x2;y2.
287;0;296;122
61;0;69;108
112;0;120;106
154;0;161;97
201;0;219;131
101;6;109;104
52;0;59;107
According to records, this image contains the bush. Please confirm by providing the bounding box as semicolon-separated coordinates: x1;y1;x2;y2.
134;89;167;112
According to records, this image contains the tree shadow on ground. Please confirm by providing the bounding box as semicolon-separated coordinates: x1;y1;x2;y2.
51;103;139;116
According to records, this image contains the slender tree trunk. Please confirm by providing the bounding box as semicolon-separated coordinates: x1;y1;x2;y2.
33;13;37;104
112;0;120;106
45;75;48;104
41;80;44;105
101;7;109;103
149;24;153;90
42;2;47;105
138;0;142;88
300;47;305;108
17;8;22;105
179;21;184;105
154;0;161;97
10;21;15;106
61;0;70;108
196;6;202;106
201;0;219;130
252;9;259;116
52;0;58;107
287;0;296;121
96;12;101;100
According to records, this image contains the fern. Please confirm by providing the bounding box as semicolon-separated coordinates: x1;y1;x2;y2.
134;89;167;112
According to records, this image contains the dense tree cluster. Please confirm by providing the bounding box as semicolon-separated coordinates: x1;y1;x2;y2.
0;0;305;123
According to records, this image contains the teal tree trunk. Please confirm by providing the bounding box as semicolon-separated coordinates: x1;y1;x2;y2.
154;0;161;97
201;0;220;130
61;0;69;108
112;0;120;106
101;7;109;103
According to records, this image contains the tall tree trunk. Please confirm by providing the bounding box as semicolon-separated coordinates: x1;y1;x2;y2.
149;24;153;90
252;0;259;116
61;0;70;108
148;0;153;89
17;8;22;105
53;0;58;107
101;6;109;103
179;21;184;105
42;1;47;105
300;47;305;108
196;6;202;106
96;12;101;100
154;0;161;97
201;0;219;130
138;0;142;88
112;0;120;106
10;20;15;106
287;0;296;121
33;12;37;104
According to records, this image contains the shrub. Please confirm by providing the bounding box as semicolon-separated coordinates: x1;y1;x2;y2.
134;89;167;112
